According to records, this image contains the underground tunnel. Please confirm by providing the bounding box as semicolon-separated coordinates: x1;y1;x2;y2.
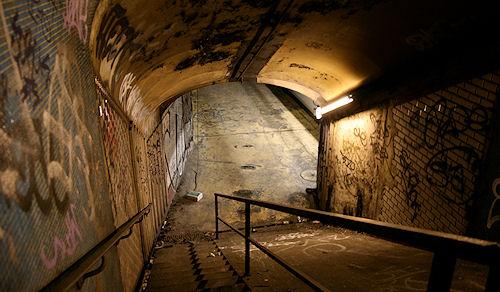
0;0;500;291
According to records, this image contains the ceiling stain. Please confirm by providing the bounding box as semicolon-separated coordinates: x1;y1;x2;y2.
90;0;500;132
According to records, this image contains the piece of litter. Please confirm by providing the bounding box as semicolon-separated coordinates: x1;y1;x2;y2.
312;220;320;224
186;191;203;202
252;228;256;232
283;220;289;224
209;252;215;257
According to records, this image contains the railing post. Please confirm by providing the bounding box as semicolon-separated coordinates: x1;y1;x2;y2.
427;250;456;291
215;194;219;240
244;202;251;276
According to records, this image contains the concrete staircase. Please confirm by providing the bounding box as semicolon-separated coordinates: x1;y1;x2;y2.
147;241;249;291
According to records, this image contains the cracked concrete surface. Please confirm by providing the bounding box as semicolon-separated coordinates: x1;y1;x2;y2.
167;82;319;233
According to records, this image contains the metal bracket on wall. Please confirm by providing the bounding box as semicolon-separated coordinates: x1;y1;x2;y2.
117;208;151;243
76;256;106;289
119;227;134;241
116;209;151;245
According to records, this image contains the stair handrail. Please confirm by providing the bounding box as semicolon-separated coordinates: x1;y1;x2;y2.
41;203;152;291
214;193;499;292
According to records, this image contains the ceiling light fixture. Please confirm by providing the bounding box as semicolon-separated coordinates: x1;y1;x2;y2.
315;95;353;119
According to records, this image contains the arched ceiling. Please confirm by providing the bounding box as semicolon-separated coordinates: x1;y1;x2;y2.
90;0;500;130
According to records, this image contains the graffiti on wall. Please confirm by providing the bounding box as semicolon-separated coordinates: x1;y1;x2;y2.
387;86;494;231
27;1;62;44
40;204;82;269
404;97;489;209
407;98;488;150
98;94;137;225
64;0;89;43
399;150;421;221
487;178;500;229
319;78;496;233
8;10;50;105
119;72;150;121
147;130;167;228
0;41;97;222
96;63;145;292
0;1;115;288
130;127;155;258
329;107;395;219
425;146;480;205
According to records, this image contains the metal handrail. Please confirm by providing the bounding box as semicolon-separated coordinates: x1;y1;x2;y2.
214;193;500;292
41;203;152;291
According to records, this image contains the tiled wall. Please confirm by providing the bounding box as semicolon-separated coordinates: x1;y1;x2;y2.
318;71;499;237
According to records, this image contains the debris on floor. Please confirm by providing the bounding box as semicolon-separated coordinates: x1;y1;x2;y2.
185;191;203;202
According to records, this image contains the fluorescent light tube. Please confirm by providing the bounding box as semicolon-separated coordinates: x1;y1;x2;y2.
315;95;353;119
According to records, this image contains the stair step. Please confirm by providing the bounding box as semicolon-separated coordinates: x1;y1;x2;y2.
198;261;229;270
152;262;196;272
150;276;198;287
194;247;220;253
206;283;248;292
150;270;197;282
196;255;225;261
155;245;191;256
194;244;219;250
194;241;217;247
201;271;238;281
155;251;192;259
150;281;200;292
197;265;231;274
154;257;193;266
153;259;194;268
195;251;224;257
202;276;240;289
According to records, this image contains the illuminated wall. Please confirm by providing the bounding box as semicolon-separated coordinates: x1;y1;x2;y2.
317;71;500;239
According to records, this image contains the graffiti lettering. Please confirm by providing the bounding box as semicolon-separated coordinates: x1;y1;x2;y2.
426;147;479;205
399;150;421;221
40;204;82;269
0;13;97;219
339;150;356;171
353;127;367;147
28;1;61;44
369;112;391;161
119;72;147;119
64;0;89;43
409;98;489;150
487;178;500;229
9;11;51;105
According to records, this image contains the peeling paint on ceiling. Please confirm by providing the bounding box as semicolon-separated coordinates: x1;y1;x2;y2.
89;0;500;130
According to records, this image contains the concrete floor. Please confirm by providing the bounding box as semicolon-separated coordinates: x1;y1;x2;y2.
216;223;489;292
168;82;319;233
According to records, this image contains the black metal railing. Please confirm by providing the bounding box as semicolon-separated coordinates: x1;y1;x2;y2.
214;193;500;292
41;204;151;291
